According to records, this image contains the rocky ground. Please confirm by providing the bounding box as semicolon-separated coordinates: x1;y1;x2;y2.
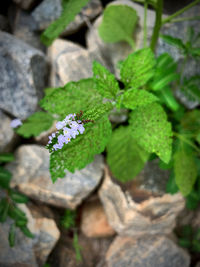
0;0;200;266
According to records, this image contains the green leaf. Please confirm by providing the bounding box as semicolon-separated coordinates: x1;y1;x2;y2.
120;48;156;89
73;232;82;262
122;88;158;110
180;76;200;103
10;191;28;204
19;225;34;238
166;172;179;194
174;143;197;196
9;224;16;247
192;239;200;252
155;86;180;112
8;205;26;221
107;126;149;182
16;112;54;138
61;210;76;229
98;4;138;47
178;238;191;249
186;190;200;210
0;167;12;189
40;79;103;119
190;47;200;57
15;219;28;227
129;102;173;163
50;115;112;182
181;109;200;135
41;0;89;46
93;61;119;99
160;34;186;51
0;199;9;222
0;153;14;163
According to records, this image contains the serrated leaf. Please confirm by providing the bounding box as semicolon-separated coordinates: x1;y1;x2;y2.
9;224;15;247
93;61;119;99
121;48;156;89
16;112;54;138
122;88;158;110
40;79;103;119
180;76;200;103
0;153;14;163
160;34;185;51
41;0;89;46
174;143;197;196
50;115;112;182
129;102;173;163
98;4;138;47
107;126;149;182
0;167;12;189
10;191;28;204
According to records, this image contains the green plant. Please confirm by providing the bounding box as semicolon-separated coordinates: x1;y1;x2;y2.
0;153;34;247
177;225;200;253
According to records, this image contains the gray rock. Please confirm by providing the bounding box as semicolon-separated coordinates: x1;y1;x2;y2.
0;200;60;267
11;9;45;51
0;110;16;152
0;31;48;119
86;1;157;78
32;0;102;35
8;145;104;209
99;168;185;237
0;15;10;32
13;0;38;10
157;4;200;109
48;38;106;87
105;235;190;267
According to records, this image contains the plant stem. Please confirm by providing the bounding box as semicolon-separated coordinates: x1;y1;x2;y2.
162;0;200;25
150;0;163;52
143;1;148;47
169;16;200;24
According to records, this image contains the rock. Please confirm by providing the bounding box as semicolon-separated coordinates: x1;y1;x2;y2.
157;4;200;109
98;168;185;237
48;38;106;87
81;199;115;238
109;108;128;124
177;206;200;230
86;1;156;78
0;196;60;267
8;145;104;209
105;235;190;267
0;15;10;32
11;8;45;51
32;0;102;35
35;121;57;145
0;31;48;119
0;110;16;152
13;0;38;10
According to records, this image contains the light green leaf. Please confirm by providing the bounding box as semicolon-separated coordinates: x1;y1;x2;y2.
155;86;180;111
122;88;158;110
93;61;119;99
16;112;54;138
98;4;138;48
174;143;197;196
40;78;103;119
120;48;156;89
41;0;89;46
107;126;149;182
160;34;185;51
129;102;173;163
50;115;112;182
9;224;15;247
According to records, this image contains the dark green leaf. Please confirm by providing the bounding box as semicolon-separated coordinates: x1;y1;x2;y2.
61;210;76;229
192;239;200;252
160;34;185;51
0;167;12;189
19;225;34;238
10;191;28;204
178;238;191;248
73;232;82;262
9;224;16;247
0;199;9;222
166;172;179;194
8;205;26;221
0;153;14;163
180;76;200;103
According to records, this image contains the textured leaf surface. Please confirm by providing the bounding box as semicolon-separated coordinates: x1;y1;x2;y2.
93;61;119;99
98;4;137;47
129;102;173;163
50;116;112;182
41;0;89;46
107;126;149;182
123;88;158;110
181;110;200;135
160;35;185;50
120;48;156;89
40;79;103;119
174;144;197;196
180;76;200;103
16;112;54;138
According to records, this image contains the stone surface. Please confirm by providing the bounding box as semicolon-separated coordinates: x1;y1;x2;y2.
0;198;60;267
32;0;102;35
157;4;200;109
0;110;16;152
8;145;104;209
48;38;106;87
81;199;115;238
98;168;185;237
11;8;45;51
0;31;47;119
0;15;10;32
35;121;57;145
177;206;200;230
105;235;190;267
13;0;38;10
86;1;156;78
